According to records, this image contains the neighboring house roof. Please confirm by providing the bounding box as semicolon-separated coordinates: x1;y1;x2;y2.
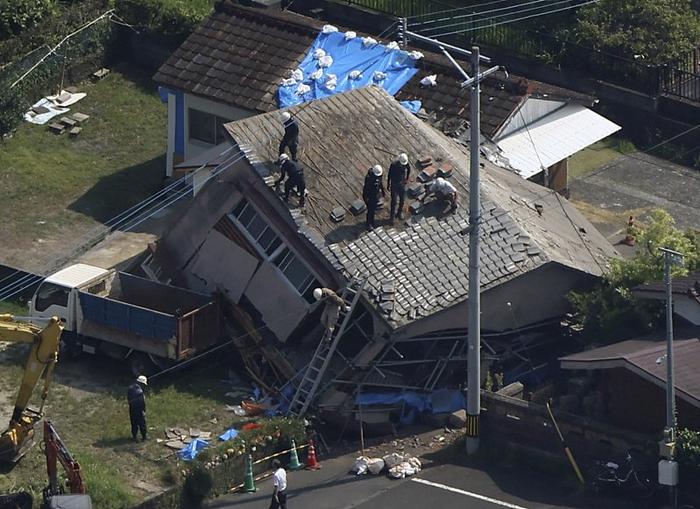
633;272;700;297
494;101;621;178
223;86;617;330
560;333;700;408
154;1;592;138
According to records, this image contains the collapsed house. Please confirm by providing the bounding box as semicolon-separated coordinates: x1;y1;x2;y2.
149;85;618;424
154;1;620;195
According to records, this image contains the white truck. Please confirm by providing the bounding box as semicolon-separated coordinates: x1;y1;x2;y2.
28;264;221;374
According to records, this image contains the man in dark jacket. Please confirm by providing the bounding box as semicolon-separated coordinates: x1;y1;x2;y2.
387;152;410;223
362;165;386;231
127;375;148;441
276;154;306;207
278;112;299;161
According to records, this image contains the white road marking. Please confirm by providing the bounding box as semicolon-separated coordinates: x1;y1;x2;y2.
411;477;530;509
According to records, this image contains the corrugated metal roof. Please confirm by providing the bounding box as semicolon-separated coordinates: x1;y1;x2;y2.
495;103;621;179
44;263;110;288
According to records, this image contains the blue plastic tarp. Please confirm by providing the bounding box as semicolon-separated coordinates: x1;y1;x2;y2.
178;438;209;461
356;389;466;425
400;100;422;114
278;31;419;108
218;428;239;442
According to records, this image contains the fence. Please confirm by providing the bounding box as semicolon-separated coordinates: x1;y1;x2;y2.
345;0;700;102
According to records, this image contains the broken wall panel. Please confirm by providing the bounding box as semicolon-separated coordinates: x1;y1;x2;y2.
244;260;309;342
188;229;259;303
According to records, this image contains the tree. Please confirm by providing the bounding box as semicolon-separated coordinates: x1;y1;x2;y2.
575;0;700;64
568;209;699;342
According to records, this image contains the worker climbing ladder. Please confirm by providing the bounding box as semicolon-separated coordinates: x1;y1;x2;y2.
287;276;367;417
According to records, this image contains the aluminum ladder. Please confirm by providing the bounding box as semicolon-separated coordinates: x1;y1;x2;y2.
287;276;366;417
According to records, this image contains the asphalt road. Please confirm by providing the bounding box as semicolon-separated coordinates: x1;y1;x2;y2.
207;451;640;509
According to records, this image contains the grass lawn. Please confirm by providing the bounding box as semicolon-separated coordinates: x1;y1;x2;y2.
0;68;166;272
568;139;622;180
0;347;244;508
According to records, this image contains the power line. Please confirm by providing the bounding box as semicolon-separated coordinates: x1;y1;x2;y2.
406;0;534;21
410;0;561;28
424;0;600;39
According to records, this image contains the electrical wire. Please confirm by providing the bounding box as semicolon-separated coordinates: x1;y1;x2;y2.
410;0;561;28
424;0;600;39
407;0;531;21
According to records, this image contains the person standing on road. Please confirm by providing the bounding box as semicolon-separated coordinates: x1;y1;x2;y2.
269;459;288;509
279;112;299;161
387;152;410;223
127;375;148;441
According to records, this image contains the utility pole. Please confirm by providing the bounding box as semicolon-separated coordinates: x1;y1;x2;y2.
400;24;502;456
465;45;482;456
659;247;684;509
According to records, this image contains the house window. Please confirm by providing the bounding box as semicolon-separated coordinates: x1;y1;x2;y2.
188;109;231;145
230;199;319;302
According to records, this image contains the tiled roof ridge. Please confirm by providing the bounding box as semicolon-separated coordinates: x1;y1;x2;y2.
216;0;324;35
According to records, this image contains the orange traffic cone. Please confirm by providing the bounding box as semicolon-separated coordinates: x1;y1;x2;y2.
305;439;321;470
623;216;636;246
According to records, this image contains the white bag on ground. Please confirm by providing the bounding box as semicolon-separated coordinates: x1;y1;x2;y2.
352;456;369;475
388;465;405;479
382;452;404;469
367;458;385;475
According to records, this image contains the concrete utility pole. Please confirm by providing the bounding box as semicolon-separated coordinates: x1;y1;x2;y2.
659;247;684;509
401;19;501;455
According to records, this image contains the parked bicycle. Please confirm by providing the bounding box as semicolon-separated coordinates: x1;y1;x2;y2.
590;450;656;500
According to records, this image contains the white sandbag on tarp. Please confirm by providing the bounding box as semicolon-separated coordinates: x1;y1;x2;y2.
344;31;357;40
296;83;311;95
290;69;304;82
325;74;337;90
349;70;362;80
310;68;324;80
409;51;424;60
280;78;297;87
318;55;333;68
373;70;387;82
362;37;377;47
386;41;400;51
322;24;338;34
313;48;326;60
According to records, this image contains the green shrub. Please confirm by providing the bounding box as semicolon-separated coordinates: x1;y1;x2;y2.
677;428;700;468
183;464;213;508
0;0;55;40
116;0;212;44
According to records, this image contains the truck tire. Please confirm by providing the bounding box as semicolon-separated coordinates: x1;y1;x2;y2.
127;352;156;377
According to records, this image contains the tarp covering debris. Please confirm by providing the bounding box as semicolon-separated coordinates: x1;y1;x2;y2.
218;428;239;441
400;100;422;114
178;438;209;461
356;389;466;425
278;28;419;108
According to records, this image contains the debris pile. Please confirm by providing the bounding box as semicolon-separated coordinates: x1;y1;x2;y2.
351;452;422;479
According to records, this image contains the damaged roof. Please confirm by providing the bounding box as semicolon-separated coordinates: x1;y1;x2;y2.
154;1;590;137
224;86;617;329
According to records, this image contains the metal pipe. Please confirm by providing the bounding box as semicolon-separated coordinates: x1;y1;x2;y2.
404;30;491;63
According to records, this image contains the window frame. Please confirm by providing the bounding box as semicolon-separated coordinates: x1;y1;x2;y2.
229;199;321;302
188;108;232;145
34;282;71;312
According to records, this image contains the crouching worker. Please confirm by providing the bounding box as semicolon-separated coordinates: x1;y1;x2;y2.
313;287;348;341
422;177;458;213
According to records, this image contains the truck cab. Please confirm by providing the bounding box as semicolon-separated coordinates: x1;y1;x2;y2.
29;264;111;331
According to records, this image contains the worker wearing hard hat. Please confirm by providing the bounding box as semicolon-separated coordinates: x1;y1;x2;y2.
422;177;458;213
127;375;148;441
276;153;306;207
313;287;348;341
387;152;411;223
362;165;386;231
279;111;299;161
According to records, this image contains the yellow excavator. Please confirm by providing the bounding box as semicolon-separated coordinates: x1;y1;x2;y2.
0;314;62;463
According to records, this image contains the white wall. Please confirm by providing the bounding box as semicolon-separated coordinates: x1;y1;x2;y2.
184;94;253;160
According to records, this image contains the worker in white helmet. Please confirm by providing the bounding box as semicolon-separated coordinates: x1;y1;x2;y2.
422;177;458;213
276;153;306;207
387;152;411;223
362;165;386;231
313;287;348;341
279;111;299;161
127;375;148;441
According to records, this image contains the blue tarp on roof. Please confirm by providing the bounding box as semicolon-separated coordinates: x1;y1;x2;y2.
356;389;466;425
278;31;419;108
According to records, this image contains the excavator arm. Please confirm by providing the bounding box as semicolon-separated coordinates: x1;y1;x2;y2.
0;314;62;463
